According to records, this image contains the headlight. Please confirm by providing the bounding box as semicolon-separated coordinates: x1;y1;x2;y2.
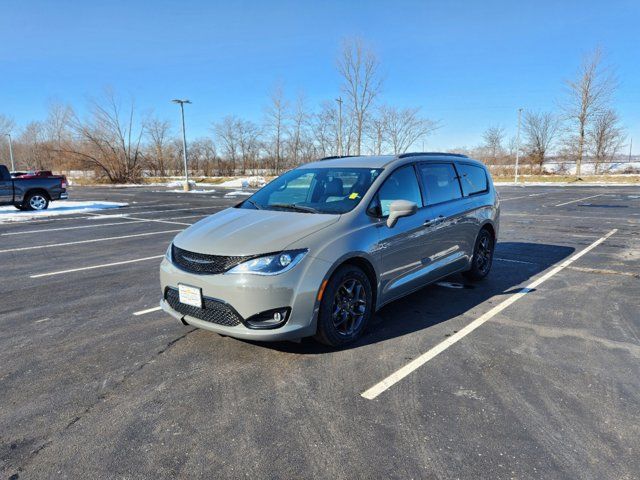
226;249;308;275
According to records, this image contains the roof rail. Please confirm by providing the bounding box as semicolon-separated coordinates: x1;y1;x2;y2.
397;152;469;159
319;155;359;161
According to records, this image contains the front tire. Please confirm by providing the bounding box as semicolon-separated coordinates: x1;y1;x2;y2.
315;265;373;347
24;192;49;211
463;228;495;281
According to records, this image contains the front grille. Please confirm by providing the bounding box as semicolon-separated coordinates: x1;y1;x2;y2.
165;287;242;327
171;244;253;274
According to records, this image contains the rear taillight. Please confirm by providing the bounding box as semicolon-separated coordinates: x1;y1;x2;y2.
61;176;68;189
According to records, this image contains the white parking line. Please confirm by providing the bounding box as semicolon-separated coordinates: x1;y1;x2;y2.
555;194;603;207
85;212;190;226
92;205;220;216
500;193;545;201
125;216;191;226
0;229;182;253
124;203;189;209
1;212;210;236
360;228;618;400
0;219;149;235
133;306;162;316
494;257;538;265
30;255;165;278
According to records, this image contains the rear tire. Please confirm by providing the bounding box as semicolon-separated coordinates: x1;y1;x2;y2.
24;192;49;211
314;265;373;347
463;228;495;281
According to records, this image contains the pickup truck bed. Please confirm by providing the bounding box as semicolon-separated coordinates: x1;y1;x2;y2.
0;164;68;211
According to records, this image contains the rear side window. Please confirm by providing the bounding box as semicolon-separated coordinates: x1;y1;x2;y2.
374;165;422;216
418;163;462;205
457;164;488;196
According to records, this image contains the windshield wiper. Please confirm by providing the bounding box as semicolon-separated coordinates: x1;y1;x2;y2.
269;203;319;213
244;199;263;210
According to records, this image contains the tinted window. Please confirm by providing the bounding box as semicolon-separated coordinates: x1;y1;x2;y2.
418;163;462;205
457;164;488;196
374;165;422;216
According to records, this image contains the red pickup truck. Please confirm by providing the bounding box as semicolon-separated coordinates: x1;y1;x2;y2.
0;165;68;210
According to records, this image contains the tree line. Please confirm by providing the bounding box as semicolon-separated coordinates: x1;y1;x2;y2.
0;43;629;182
474;48;627;175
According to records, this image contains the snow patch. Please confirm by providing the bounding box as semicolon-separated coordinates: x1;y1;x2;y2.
0;201;128;223
540;162;640;175
153;189;216;194
224;191;252;197
165;180;198;188
218;176;266;188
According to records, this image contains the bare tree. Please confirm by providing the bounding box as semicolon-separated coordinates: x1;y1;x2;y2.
562;48;617;177
188;137;217;176
144;118;173;176
589;109;625;174
506;135;519;163
523;111;559;173
286;94;310;167
366;109;386;155
44;102;74;145
18;121;48;170
311;101;339;158
236;120;261;174
482;126;505;163
380;105;439;154
214;116;241;175
0;114;15;165
337;37;383;155
43;102;75;170
60;90;146;182
0;114;14;134
264;85;288;174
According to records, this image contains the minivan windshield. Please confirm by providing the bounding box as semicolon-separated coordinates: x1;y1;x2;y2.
238;167;382;214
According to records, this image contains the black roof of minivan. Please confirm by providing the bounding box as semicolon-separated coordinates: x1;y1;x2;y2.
303;152;480;169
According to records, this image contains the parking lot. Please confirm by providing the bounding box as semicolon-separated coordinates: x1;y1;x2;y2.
1;184;638;479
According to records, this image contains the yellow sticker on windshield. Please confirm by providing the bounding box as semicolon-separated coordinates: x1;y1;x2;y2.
349;192;359;199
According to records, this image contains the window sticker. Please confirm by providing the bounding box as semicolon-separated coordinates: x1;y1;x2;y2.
349;192;360;200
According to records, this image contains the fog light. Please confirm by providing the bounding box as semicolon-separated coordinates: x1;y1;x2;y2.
279;253;292;267
245;307;291;329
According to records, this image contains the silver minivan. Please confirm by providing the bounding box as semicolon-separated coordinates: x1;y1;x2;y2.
160;153;499;346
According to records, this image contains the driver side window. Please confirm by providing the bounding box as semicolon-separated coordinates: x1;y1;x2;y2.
370;165;422;217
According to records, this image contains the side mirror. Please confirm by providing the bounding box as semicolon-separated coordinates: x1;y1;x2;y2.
386;200;418;228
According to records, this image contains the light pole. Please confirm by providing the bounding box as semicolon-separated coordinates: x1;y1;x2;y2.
514;108;522;184
172;99;192;191
3;133;14;171
336;97;343;156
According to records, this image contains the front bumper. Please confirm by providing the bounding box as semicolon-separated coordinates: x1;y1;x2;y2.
159;254;331;341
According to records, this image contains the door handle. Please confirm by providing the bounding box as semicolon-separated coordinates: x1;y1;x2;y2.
424;215;445;226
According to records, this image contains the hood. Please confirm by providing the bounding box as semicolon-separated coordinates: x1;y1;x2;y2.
173;207;340;255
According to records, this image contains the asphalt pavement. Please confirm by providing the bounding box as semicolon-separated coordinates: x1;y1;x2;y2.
1;184;638;479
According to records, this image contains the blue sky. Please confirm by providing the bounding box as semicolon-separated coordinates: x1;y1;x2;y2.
1;0;639;151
